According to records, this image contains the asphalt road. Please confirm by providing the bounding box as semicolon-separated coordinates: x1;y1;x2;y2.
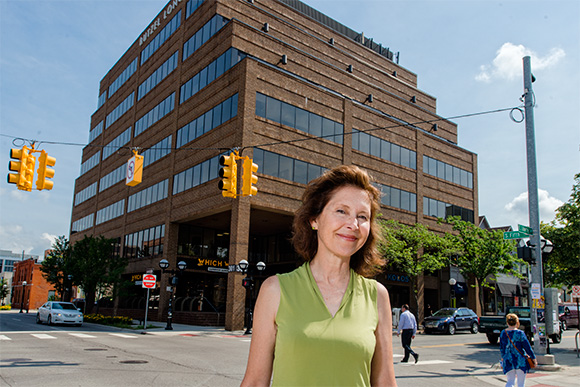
1;311;578;386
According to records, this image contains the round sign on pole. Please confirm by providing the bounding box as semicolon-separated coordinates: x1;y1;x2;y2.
572;285;580;298
142;274;156;289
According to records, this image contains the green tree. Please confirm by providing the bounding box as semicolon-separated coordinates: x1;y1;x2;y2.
541;173;580;288
378;219;455;315
68;235;128;314
447;217;521;313
0;278;10;305
40;236;71;301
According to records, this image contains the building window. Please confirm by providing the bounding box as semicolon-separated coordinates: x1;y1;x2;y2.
72;213;94;233
352;129;416;170
186;0;204;18
80;151;101;176
253;148;325;185
378;184;417;213
75;182;98;206
108;58;138;98
96;199;125;225
177;94;238;148
423;197;474;223
134;93;175;137
103;127;131;160
423;155;473;189
127;179;168;213
106;92;135;129
173;155;220;195
143;135;172;168
97;91;107;110
88;121;103;144
256;93;344;145
183;14;229;61
124;224;165;259
138;51;179;101
99;164;126;192
141;10;182;64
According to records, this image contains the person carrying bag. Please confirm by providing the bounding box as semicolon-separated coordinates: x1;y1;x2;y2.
499;313;537;387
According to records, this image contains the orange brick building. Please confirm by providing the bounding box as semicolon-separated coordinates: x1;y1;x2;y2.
12;258;55;311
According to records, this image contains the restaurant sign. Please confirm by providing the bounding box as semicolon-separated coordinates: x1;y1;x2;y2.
196;258;229;273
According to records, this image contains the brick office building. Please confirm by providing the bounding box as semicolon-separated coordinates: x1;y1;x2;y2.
12;258;56;311
70;0;478;330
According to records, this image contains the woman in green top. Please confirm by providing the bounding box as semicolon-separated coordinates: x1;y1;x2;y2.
242;165;397;386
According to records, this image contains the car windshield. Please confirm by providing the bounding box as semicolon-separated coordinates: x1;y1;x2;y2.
53;303;77;310
432;309;454;317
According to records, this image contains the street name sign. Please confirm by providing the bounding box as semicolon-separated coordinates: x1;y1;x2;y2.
142;274;156;289
518;224;533;235
503;231;528;240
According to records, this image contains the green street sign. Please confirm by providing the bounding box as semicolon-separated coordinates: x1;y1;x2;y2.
504;231;529;240
518;224;533;235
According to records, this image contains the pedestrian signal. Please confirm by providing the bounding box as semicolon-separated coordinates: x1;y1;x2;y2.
218;153;237;197
36;150;56;190
241;157;258;197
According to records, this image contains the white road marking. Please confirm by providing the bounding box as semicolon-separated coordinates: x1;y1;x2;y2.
0;335;12;340
31;334;57;339
109;333;137;338
68;333;97;338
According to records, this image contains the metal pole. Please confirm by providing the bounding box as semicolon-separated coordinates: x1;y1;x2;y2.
523;56;545;356
144;288;150;331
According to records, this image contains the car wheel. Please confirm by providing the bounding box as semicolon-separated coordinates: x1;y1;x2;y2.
47;315;52;326
470;322;479;334
36;314;42;324
424;328;432;334
561;320;567;331
551;332;562;344
447;323;456;335
487;334;498;345
75;323;82;327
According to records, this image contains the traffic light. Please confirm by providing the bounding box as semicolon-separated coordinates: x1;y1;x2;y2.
126;151;144;187
7;146;35;191
241;157;258;196
218;153;237;197
517;246;535;265
36;150;56;190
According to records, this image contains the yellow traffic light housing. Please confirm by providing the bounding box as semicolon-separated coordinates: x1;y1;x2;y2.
126;151;144;186
218;152;237;197
36;150;56;190
242;157;258;197
7;146;35;191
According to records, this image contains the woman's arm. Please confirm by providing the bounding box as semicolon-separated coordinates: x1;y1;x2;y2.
370;282;397;387
519;331;536;360
240;275;280;387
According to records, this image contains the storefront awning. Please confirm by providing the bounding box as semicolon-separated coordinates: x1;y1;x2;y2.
495;275;522;296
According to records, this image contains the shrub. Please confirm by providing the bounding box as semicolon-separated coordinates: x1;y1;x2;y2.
84;313;133;326
0;305;11;310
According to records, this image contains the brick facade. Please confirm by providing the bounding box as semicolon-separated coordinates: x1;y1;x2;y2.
12;259;56;311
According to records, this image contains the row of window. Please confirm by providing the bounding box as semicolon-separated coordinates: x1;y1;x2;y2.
97;91;107;110
103;127;131;160
100;164;126;192
180;47;246;104
127;179;168;213
183;14;228;62
256;93;344;145
423;155;473;189
379;184;417;213
253;148;326;185
109;58;138;98
106;92;134;129
72;213;94;233
135;93;175;137
138;51;179;101
96;199;125;226
186;0;204;18
80;151;101;176
124;224;165;259
173;155;220;195
176;94;238;148
89;121;103;143
423;197;474;223
74;182;97;206
141;10;182;65
352;129;417;170
143;135;172;168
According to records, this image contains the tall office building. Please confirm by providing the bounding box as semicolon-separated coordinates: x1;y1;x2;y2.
70;0;477;329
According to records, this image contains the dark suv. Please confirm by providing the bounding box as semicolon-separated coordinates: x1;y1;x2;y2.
424;307;479;335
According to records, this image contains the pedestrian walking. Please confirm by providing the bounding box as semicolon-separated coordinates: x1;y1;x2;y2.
499;313;537;387
397;304;418;363
241;165;397;386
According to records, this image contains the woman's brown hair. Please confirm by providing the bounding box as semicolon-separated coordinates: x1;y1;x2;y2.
292;165;385;277
506;313;519;327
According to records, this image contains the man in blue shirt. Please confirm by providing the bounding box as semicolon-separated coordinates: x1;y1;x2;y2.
397;304;419;363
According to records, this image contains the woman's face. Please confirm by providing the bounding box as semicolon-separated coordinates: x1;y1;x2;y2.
311;185;372;261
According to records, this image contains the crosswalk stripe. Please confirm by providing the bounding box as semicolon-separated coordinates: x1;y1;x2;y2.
31;334;57;339
109;333;137;338
68;333;97;338
0;335;11;340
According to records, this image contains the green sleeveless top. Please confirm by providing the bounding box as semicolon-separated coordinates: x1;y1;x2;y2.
272;262;378;386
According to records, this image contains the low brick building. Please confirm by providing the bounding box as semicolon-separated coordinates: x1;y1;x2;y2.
12;258;55;311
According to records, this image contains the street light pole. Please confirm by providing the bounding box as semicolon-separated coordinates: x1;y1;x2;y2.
19;281;27;313
238;260;266;334
449;278;457;308
159;259;187;331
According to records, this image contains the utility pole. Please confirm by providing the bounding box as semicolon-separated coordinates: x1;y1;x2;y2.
523;56;547;358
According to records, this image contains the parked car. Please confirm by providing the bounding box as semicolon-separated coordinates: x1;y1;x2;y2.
36;301;83;326
423;307;479;335
559;303;579;331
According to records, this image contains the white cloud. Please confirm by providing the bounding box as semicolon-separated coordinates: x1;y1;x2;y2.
476;42;565;82
504;189;564;225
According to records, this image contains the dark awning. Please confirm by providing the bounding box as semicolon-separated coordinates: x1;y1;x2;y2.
497;282;519;296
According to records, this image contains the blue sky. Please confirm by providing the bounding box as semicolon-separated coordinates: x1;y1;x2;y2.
1;0;578;256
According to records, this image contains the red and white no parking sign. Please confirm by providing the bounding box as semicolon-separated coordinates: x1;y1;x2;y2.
142;274;156;289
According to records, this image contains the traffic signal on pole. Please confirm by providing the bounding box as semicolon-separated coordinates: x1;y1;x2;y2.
7;146;35;191
517;246;535;265
36;150;56;190
218;153;237;197
242;157;258;197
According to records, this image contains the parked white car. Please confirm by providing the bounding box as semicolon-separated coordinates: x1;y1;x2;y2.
36;301;83;326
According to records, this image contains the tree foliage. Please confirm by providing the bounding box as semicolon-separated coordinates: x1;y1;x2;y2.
446;217;520;312
40;236;71;300
0;278;10;305
541;173;580;288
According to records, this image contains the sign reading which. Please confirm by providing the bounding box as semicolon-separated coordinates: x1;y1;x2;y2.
142;274;157;289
